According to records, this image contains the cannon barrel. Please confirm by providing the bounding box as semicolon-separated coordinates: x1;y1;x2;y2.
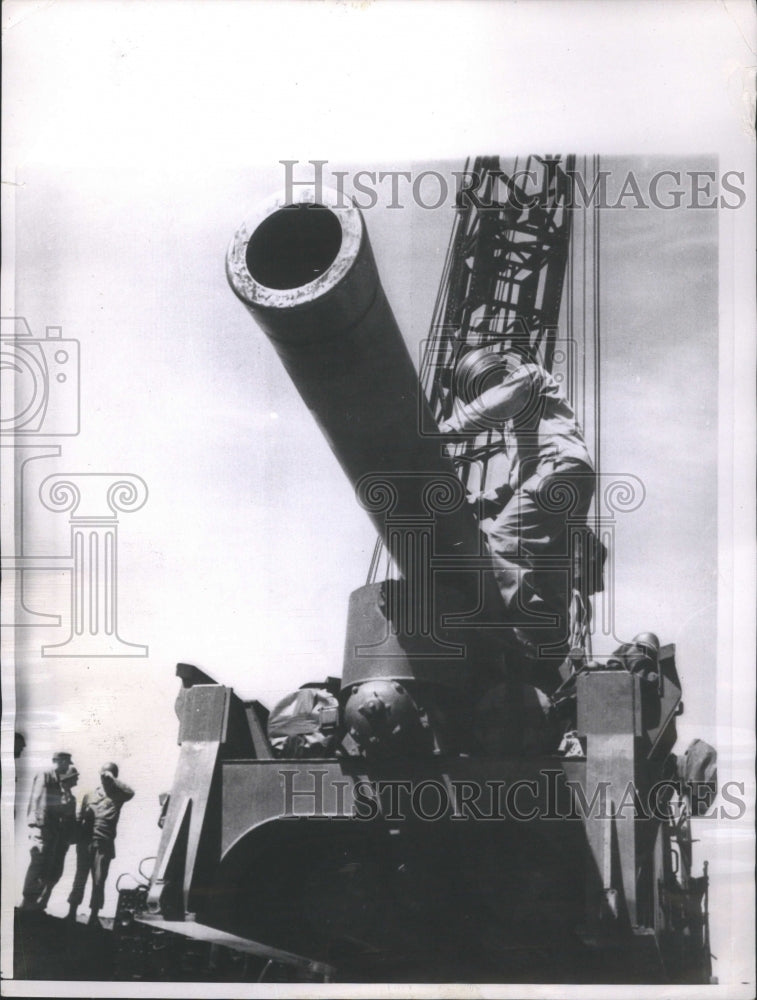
226;187;489;597
227;188;506;744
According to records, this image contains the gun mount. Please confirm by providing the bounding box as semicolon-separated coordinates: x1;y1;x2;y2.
126;181;715;984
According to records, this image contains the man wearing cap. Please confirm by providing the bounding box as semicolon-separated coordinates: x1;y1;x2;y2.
67;762;134;926
439;352;596;667
21;752;79;911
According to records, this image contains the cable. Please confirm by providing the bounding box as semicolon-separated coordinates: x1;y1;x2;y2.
116;871;148;892
593;153;601;538
138;855;156;882
257;959;274;983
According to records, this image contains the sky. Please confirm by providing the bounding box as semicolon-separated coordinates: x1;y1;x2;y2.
1;1;754;994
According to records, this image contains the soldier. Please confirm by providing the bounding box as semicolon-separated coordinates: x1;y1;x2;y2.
20;752;79;911
439;351;596;666
67;762;134;926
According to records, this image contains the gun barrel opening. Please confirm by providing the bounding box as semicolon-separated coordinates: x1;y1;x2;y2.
245;205;343;290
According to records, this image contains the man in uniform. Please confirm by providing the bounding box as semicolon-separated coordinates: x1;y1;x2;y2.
21;752;79;911
67;762;134;926
439;351;596;668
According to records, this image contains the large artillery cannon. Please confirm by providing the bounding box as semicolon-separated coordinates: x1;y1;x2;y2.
126;186;714;984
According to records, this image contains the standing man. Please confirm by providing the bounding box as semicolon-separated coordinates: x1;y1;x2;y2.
67;762;134;927
439;351;596;666
21;752;79;911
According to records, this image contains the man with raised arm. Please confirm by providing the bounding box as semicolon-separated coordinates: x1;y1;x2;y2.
439;351;596;668
67;762;134;927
